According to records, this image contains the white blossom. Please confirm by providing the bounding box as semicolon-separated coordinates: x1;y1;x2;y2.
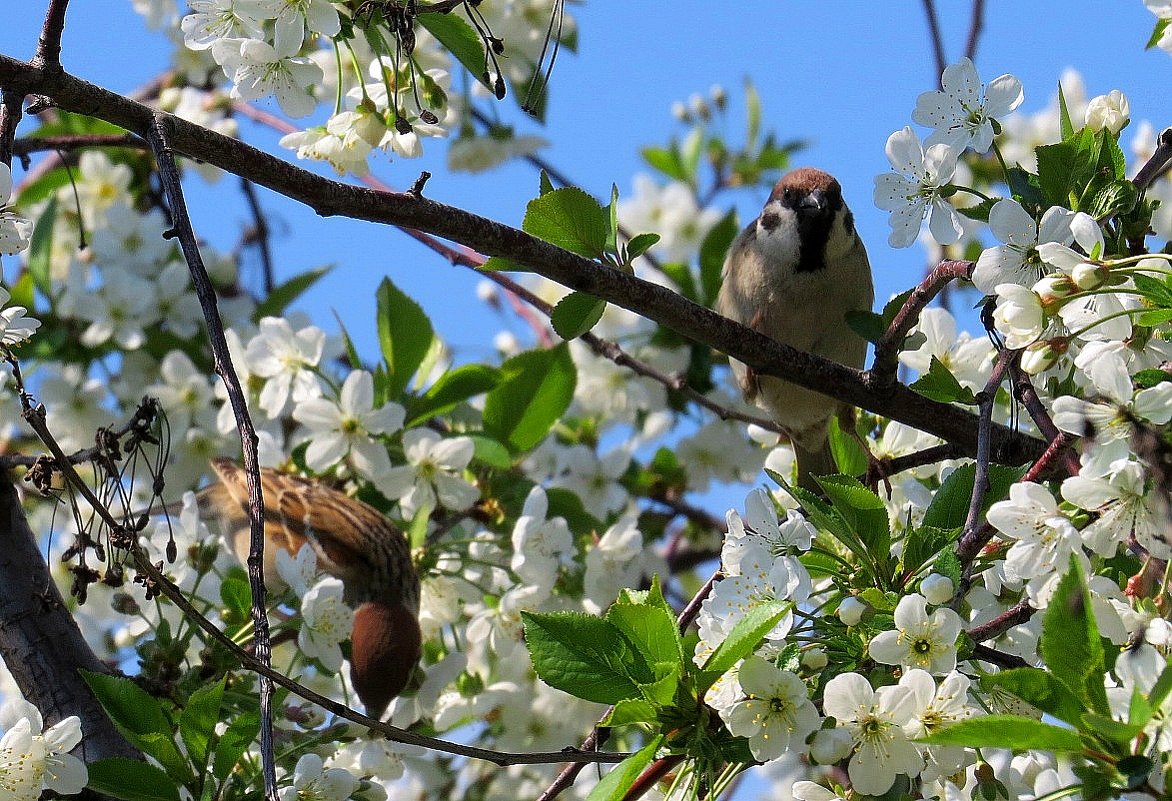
873;127;963;248
869;594;964;674
913;57;1023;153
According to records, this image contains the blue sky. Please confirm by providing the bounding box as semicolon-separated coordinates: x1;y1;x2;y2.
4;2;1171;364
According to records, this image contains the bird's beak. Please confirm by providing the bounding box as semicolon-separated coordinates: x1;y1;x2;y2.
800;191;827;212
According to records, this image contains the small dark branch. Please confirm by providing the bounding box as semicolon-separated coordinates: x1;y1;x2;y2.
970;642;1030;669
884;443;965;477
239;178;275;295
962;350;1013;540
0;90;24;166
1018;431;1074;483
624;754;686;801
1134;126;1172;192
920;0;948;85
647;488;726;535
126;550;629;766
963;0;986;62
870;259;974;389
407;170;431;197
967;600;1034;643
0;402;159;469
677;568;721;632
145;113;279;801
12;132;143;156
1009;360;1081;477
32;0;71;72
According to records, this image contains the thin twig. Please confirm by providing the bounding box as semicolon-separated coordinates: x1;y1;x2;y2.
967;599;1033;643
12;132;142;157
963;0;986;62
1009;359;1081;477
884;443;965;477
239;177;275;295
970;643;1029;669
0;90;23;166
870;259;974;389
145;113;279;801
128;550;629;767
32;0;70;72
961;350;1012;540
920;0;948;84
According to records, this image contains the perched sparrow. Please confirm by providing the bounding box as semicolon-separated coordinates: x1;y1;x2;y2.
190;458;421;719
715;167;874;490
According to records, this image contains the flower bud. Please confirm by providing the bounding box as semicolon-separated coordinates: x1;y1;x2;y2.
1071;261;1107;290
921;573;955;605
1021;338;1067;374
837;596;867;626
809;727;854;764
1084;90;1130;135
802;646;828;671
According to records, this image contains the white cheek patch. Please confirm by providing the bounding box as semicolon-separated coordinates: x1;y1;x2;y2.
755;207;801;268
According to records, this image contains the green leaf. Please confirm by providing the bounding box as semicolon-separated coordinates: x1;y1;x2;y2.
417;12;492;93
602;698;660;727
179;678;225;770
700;600;789;685
680;126;704;182
659;261;698;301
523;611;648;704
1006;166;1045;210
1147;17;1172;49
483;343;576;453
845;309;885;345
827;414;868;477
957;197;998;223
1057;81;1075;141
212;712;259;780
1086;179;1138;220
25;195;56;298
1137;309;1172;326
641;145;686;181
468;433;513;469
607;591;684;671
407;364;502;426
253;266;331;320
607;184;619;255
816;475;891;573
922;463;1027;530
551;291;607;340
376;276;435;398
1042;556;1109;715
910;356;978;404
626;232;661;261
920;715;1083;752
87;758;181;801
523;187;609;259
481;255;528;272
1132;272;1172;307
219;576;252;621
12;165;73;206
901;525;960;577
81;671;191;782
699;210;739;304
1081;710;1144;745
745;78;762;147
981;668;1085;727
585;738;662;801
539;170;556;196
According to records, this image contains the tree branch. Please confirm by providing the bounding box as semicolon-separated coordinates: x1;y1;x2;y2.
0;56;1047;465
32;0;71;73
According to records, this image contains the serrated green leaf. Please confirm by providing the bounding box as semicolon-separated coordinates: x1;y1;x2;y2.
1138;309;1172;326
1081;710;1144;744
919;715;1082;751
1133;368;1172;389
212;712;259;780
523;187;609;258
602;698;660;727
407;364;501;426
1007;167;1045;210
700;600;789;685
376;276;435;398
816;475;891;574
551;291;606;340
80;672;193;784
910;356;978;404
179;678;225;770
858;587;896;612
827;414;868;477
1133;272;1172;307
1043;556;1109;715
1086;179;1138;220
957;197;998;223
981;668;1084;727
901;525;960;577
87;758;181;801
638;666;682;707
699;210;739;304
607;595;684;672
253;266;331;320
219;576;252;620
922;463;1027;530
483;343;576;452
417;12;492;93
539;170;556;196
585;738;662;801
523;611;647;704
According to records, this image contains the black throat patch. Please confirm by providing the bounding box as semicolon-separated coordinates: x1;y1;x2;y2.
794;208;834;273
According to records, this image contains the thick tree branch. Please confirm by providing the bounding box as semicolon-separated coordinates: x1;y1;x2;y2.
32;0;71;72
0;471;140;764
0;56;1046;466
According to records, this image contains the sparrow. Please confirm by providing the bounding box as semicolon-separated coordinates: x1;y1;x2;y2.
184;458;421;719
715;167;874;490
